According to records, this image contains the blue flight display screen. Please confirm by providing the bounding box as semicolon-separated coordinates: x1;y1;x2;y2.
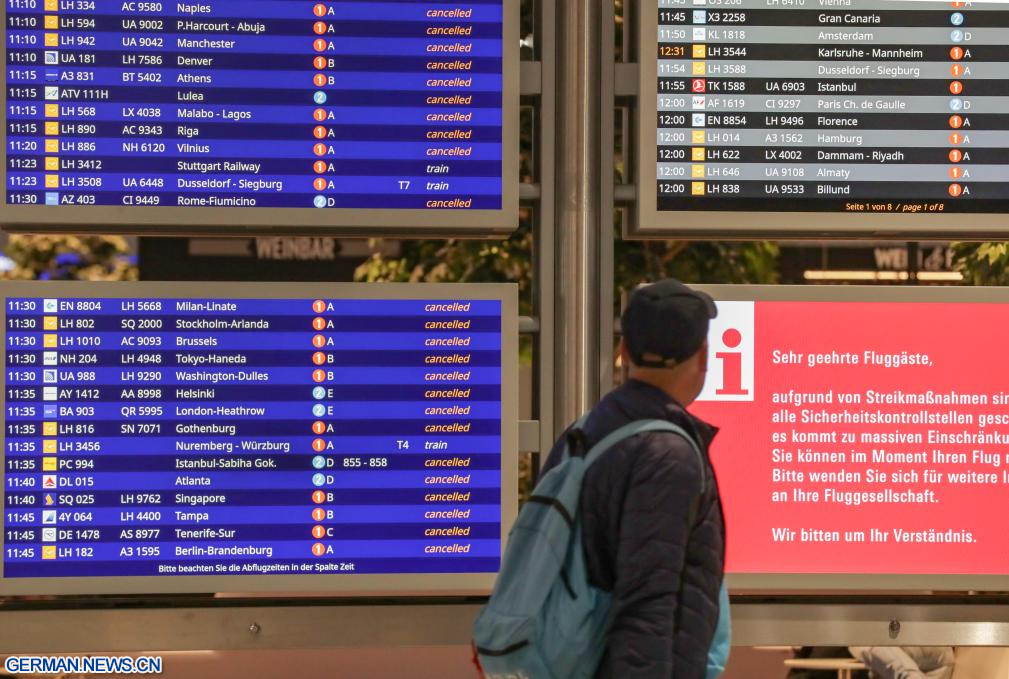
2;296;503;578
4;0;504;211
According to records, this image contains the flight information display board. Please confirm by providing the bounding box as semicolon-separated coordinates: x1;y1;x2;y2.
1;1;519;235
692;285;1009;590
0;282;518;595
636;0;1009;238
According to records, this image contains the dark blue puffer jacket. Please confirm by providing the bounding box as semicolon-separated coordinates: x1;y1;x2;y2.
540;379;725;679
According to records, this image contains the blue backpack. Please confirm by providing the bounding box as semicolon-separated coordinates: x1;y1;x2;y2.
473;417;729;679
707;581;732;678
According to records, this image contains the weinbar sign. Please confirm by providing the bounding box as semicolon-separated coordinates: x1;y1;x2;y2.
691;286;1009;591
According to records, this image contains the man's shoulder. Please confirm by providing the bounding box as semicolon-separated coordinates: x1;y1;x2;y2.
617;427;701;470
587;426;701;483
542;385;703;477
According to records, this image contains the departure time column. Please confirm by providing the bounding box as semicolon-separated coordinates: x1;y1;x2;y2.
5;0;45;206
656;0;749;202
4;296;107;573
4;297;46;567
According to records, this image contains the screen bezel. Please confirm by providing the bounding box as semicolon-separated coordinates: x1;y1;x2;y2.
0;281;519;596
0;2;521;236
697;284;1009;592
634;4;1009;240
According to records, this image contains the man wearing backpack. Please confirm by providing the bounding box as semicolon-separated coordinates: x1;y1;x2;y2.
473;278;726;679
541;279;726;678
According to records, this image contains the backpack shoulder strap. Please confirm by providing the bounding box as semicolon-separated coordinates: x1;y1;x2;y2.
583;419;706;495
561;412;592;460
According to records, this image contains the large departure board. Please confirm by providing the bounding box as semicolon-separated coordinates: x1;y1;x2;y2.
1;1;519;235
0;282;518;595
635;0;1009;238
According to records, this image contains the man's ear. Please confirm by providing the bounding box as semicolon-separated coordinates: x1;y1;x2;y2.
697;340;709;372
617;338;631;366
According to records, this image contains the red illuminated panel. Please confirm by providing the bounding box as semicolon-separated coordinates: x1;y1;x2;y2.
691;300;1009;576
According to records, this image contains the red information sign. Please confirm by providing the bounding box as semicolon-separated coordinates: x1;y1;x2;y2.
689;289;1009;585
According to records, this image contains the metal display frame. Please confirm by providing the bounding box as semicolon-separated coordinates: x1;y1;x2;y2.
629;1;1009;240
0;281;520;597
0;1;521;237
5;0;1009;657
